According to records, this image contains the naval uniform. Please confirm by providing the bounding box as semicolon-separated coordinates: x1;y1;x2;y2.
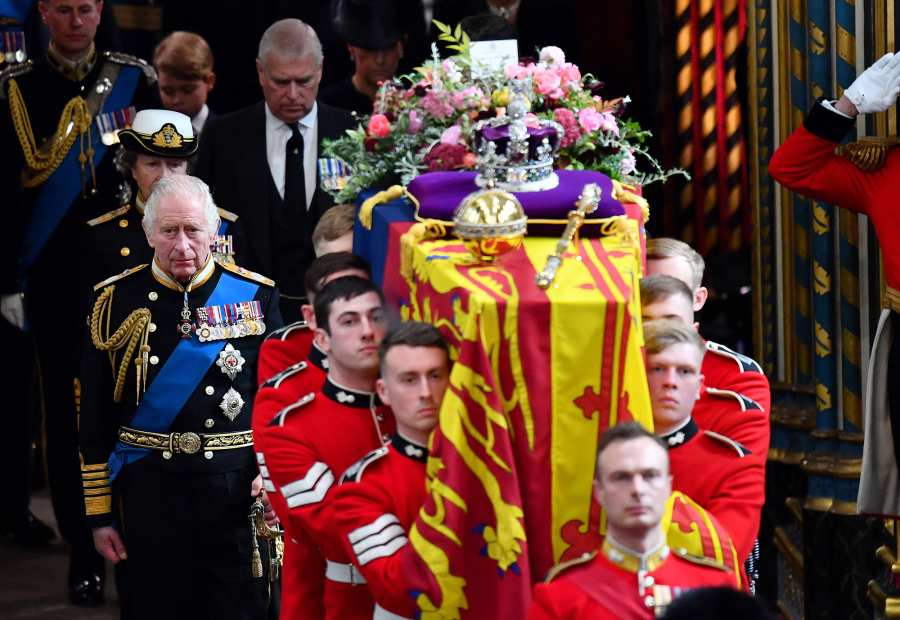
661;419;764;563
258;377;395;620
333;434;429;620
0;45;154;580
529;538;736;619
768;100;900;515
78;256;282;619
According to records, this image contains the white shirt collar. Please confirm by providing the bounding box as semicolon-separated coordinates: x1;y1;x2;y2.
265;102;317;134
192;104;210;135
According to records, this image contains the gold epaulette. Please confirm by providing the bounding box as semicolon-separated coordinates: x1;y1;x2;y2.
340;446;389;483
672;546;731;572
703;430;751;457
87;204;132;227
93;264;148;291
216;258;275;287
103;51;157;82
836;137;900;171
544;551;596;583
0;60;34;98
217;207;239;223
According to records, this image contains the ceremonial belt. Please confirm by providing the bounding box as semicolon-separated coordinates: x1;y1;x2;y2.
884;286;900;315
324;560;367;585
107;272;259;480
20;62;141;276
374;604;413;620
117;426;253;456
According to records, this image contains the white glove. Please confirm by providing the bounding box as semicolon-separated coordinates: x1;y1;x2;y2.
844;52;900;114
1;293;26;330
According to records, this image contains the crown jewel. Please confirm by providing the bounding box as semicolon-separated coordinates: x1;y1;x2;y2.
474;78;563;192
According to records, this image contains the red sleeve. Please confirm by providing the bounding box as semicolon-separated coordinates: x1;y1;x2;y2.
528;583;570;620
333;482;418;617
769;115;873;215
258;337;303;385
693;397;771;468
705;449;766;561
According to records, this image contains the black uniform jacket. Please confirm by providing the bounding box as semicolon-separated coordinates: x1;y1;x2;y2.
78;257;282;528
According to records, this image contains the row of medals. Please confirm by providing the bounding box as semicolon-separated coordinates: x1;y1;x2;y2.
178;306;266;342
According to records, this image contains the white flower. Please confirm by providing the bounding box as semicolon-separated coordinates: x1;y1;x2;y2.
619;150;637;175
539;46;566;66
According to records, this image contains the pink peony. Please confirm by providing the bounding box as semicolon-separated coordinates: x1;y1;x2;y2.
505;63;532;80
533;69;563;98
367;113;391;138
440;124;463;145
558;63;582;93
553;107;581;148
539;46;566;66
577;107;602;132
407;110;423;134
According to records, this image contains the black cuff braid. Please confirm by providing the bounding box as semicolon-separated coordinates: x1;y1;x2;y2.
803;97;856;142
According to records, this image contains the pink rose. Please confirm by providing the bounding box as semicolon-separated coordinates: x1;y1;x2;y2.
577;107;602;132
539;46;566;66
407;110;423;134
558;63;582;92
533;69;562;98
505;63;530;80
440;125;463;145
367;113;391;138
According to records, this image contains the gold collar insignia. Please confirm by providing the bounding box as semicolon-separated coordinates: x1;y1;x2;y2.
150;123;184;149
602;537;669;573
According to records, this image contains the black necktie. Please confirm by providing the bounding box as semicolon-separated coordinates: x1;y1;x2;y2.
284;123;306;215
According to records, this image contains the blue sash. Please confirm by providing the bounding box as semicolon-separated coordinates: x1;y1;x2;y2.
20;65;141;276
0;0;31;22
218;220;230;235
108;271;259;480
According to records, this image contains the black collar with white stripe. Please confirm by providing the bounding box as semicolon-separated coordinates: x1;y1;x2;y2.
309;344;329;372
392;433;428;463
322;377;379;409
658;418;699;449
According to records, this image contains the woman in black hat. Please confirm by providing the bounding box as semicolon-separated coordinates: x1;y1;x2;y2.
319;0;405;116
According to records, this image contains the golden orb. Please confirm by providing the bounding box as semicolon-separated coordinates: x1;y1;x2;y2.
453;187;527;262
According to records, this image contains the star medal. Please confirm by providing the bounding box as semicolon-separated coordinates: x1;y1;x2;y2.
178;296;194;338
219;387;245;421
216;344;245;380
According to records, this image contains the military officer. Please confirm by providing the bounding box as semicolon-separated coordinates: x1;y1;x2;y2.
81;108;240;302
640;274;770;466
768;53;900;516
333;321;451;619
642;320;765;564
529;423;736;619
78;175;282;619
0;0;155;604
256;276;395;620
257;251;370;385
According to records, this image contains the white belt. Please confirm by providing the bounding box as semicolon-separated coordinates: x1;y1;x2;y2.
374;603;413;620
325;559;367;584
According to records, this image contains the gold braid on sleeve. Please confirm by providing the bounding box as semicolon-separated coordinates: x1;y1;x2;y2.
89;285;152;403
8;78;94;188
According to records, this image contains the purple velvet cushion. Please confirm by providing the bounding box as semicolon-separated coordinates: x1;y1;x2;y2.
408;170;625;220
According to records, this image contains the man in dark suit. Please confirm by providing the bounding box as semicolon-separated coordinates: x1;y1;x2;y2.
195;18;354;322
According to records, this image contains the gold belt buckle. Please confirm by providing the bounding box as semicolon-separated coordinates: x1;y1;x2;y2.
176;432;202;455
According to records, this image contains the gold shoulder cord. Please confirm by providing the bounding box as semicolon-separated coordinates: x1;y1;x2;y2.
7;78;94;188
90;285;152;403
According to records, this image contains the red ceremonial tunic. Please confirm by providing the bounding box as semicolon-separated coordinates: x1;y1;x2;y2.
662;419;765;562
257;320;316;384
258;377;394;620
333;435;429;619
695;340;771;465
529;539;735;619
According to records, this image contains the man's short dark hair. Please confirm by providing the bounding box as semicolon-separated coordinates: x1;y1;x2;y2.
379;321;450;373
640;274;694;308
595;422;667;477
303;252;371;299
313;276;384;334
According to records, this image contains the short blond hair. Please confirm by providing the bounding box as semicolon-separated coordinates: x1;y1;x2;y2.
643;319;705;361
154;31;214;81
313;204;356;248
640;274;693;308
647;238;705;290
